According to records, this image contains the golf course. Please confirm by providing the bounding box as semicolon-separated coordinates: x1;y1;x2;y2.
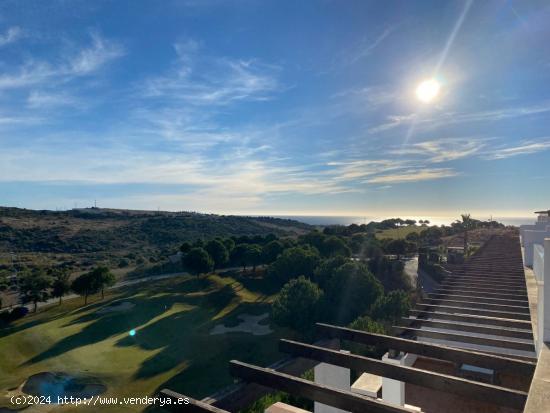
0;273;289;412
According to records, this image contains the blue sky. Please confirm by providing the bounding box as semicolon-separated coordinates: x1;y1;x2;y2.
0;0;549;218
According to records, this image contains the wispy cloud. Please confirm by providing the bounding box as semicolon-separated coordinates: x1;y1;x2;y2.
326;159;408;181
366;168;459;184
27;91;77;108
390;138;486;163
0;32;124;90
345;26;396;66
484;139;550;160
68;32;124;75
369;102;550;134
143;40;280;106
0;26;22;46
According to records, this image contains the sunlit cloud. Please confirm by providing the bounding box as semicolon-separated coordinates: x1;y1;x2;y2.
484;139;550;160
366;168;459;184
369;102;550;135
390;138;486;163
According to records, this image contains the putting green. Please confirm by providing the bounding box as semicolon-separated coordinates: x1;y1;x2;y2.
0;274;289;412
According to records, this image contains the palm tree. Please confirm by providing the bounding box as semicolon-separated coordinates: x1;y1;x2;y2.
460;213;473;256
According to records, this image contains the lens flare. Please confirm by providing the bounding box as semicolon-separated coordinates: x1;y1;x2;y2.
129;329;136;336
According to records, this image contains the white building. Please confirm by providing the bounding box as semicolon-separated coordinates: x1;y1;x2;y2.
520;210;550;267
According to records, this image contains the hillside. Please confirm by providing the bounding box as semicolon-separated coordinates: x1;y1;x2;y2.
0;207;311;271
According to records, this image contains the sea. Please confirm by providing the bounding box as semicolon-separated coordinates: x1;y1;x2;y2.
272;215;534;227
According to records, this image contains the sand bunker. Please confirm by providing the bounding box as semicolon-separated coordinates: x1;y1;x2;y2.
210;313;272;336
22;372;106;401
97;301;135;314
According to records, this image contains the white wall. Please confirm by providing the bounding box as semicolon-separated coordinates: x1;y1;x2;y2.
523;226;550;267
536;239;550;356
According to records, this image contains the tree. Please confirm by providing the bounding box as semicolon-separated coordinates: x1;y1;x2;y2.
231;243;250;271
90;266;115;299
262;240;284;264
222;238;235;254
183;247;214;276
19;270;53;312
272;276;323;332
348;315;387;357
179;242;192;254
368;256;410;291
323;262;383;324
244;244;263;273
313;256;348;289
0;271;8;310
460;213;473;256
321;236;351;258
384;239;415;259
349;315;386;334
268;246;320;284
71;272;99;306
371;290;411;322
205;239;229;269
51;270;71;305
299;231;326;251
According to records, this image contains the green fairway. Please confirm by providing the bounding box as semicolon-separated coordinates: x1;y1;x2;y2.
0;274;289;412
375;225;425;240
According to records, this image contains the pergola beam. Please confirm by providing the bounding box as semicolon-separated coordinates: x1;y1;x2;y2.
439;283;527;294
229;360;412;413
428;293;529;305
414;303;531;321
420;298;530;313
401;317;533;340
279;339;528;409
316;323;536;377
393;326;535;352
408;309;533;329
433;289;529;301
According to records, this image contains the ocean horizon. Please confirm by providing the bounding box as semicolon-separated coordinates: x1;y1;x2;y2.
271;215;534;227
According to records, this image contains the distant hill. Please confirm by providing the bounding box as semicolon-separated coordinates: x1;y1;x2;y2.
0;207;311;270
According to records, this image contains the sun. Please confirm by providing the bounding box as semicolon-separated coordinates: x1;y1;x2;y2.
415;79;441;103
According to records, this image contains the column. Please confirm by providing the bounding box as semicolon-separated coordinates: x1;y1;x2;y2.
314;350;350;413
382;352;417;406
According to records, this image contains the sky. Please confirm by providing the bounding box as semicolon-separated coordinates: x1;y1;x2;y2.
0;0;549;219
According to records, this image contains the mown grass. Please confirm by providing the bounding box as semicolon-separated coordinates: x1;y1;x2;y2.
0;273;287;412
375;225;425;240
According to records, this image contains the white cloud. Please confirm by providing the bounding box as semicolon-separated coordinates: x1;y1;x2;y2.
366;168;459;184
27;91;76;108
68;32;124;75
484;139;550;160
326;159;408;181
390;138;486;163
368;102;550;134
143;41;280;106
0;32;124;90
0;26;22;46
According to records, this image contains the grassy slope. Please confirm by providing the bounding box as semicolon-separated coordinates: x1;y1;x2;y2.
0;274;288;412
375;225;425;240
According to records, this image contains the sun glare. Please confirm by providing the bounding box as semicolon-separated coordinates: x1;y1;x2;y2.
415;79;441;103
